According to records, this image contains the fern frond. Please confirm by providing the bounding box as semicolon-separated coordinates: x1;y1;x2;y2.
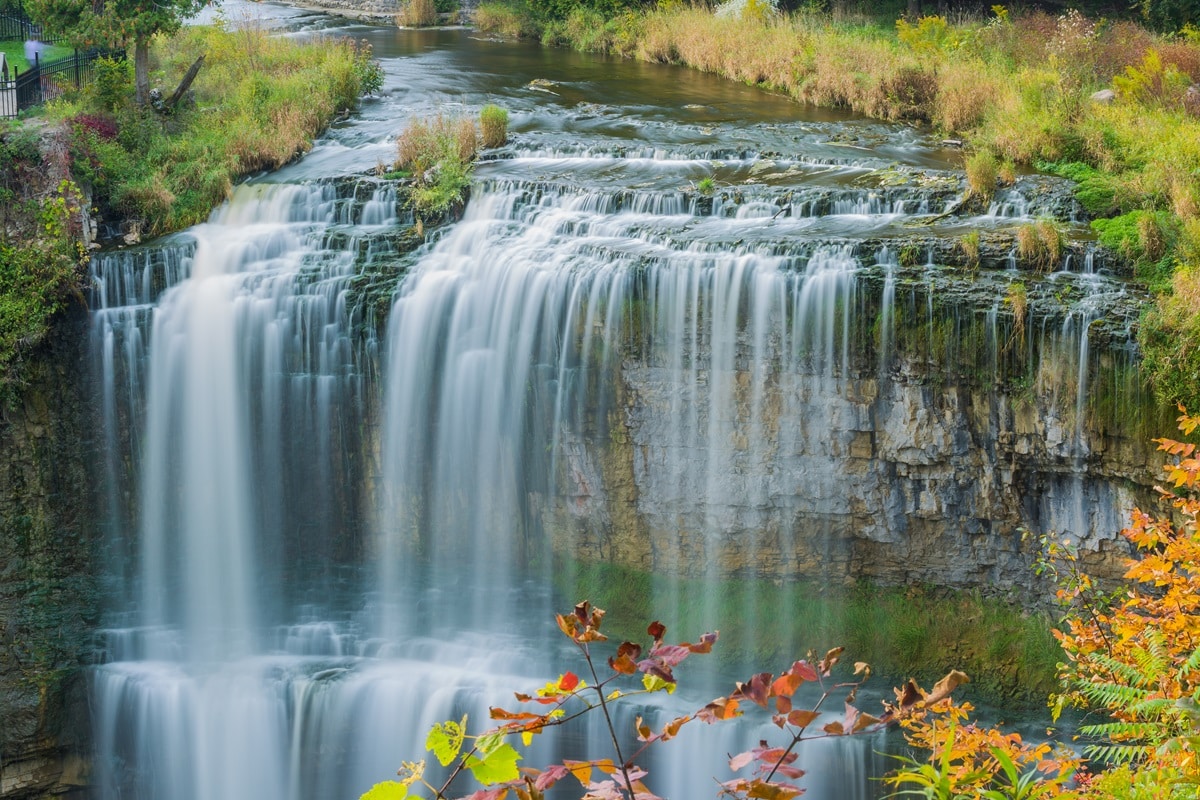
1082;742;1152;764
1181;644;1200;677
1080;720;1165;741
1133;634;1169;681
1083;652;1151;687
1077;680;1149;710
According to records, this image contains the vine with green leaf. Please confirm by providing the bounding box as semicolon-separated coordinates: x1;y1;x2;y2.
362;601;968;800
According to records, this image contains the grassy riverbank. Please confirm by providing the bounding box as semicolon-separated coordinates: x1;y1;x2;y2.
49;23;381;236
477;2;1200;410
560;561;1060;706
0;23;378;390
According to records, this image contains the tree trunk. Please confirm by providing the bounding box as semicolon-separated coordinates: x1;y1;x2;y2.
134;36;149;107
907;0;920;17
166;53;204;110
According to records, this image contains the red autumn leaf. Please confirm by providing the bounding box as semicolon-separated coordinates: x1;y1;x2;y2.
686;632;718;653
770;672;800;700
822;720;844;735
560;672;580;692
774;765;805;780
754;746;792;765
733;673;773;707
490;708;541;721
786;709;819;728
637;659;675;683
819;647;844;676
463;788;510;800
650;644;691;667
534;765;569;791
697;696;741;723
729;751;756;771
608;641;643;674
774;694;792;716
791;660;819;683
647;621;666;642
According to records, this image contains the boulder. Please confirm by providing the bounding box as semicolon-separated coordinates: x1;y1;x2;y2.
1090;88;1115;104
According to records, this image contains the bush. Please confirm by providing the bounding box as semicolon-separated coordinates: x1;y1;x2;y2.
88;56;133;113
397;0;437;27
479;104;508;148
964;149;998;203
1016;219;1063;270
882;65;936;121
396;114;478;217
1113;48;1191;106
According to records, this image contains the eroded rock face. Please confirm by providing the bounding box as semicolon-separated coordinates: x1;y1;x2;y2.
0;311;97;800
544;354;1155;594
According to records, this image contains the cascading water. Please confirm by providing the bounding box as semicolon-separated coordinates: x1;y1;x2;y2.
86;18;1151;800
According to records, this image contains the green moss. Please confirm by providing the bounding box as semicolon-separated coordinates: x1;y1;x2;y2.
555;560;1060;707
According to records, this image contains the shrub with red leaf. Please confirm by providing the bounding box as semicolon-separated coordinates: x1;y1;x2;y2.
72;113;119;141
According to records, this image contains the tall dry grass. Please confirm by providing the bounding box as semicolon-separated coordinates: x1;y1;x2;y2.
397;0;437;27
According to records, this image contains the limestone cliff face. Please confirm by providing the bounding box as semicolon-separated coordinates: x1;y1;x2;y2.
0;311;96;800
543;326;1156;594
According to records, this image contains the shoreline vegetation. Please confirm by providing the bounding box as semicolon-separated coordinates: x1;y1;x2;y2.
470;1;1200;411
0;22;381;388
56;23;382;237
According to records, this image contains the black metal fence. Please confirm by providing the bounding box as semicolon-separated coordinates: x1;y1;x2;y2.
0;48;123;118
0;3;65;45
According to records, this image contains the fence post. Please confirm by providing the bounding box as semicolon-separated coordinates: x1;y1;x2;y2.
74;49;80;88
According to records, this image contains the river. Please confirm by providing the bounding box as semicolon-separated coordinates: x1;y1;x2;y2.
86;8;1146;800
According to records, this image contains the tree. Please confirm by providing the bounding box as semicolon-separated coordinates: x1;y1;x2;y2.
889;409;1200;798
25;0;206;106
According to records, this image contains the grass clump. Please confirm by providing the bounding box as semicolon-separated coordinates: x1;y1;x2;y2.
53;24;381;237
1006;280;1027;344
959;230;980;269
964;149;998;204
397;0;437;28
1016;219;1063;271
396;113;478;218
479;104;508;148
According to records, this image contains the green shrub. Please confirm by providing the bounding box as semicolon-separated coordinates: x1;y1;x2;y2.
88;56;133;113
479;104;508;148
396;114;478;217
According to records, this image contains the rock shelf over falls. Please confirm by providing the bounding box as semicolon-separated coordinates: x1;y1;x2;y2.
70;24;1163;800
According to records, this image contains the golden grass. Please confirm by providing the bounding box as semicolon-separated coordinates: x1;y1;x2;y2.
397;0;436;28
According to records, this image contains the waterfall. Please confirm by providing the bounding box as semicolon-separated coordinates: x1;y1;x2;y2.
84;26;1152;800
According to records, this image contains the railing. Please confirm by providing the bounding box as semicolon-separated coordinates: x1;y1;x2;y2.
0;48;124;119
0;3;65;45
